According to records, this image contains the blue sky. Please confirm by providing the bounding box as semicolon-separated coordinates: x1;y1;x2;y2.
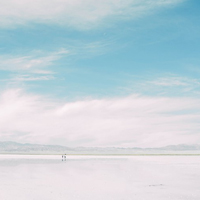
0;0;200;147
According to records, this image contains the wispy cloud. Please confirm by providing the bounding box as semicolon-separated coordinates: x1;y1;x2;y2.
0;49;69;74
150;77;188;86
0;89;199;147
12;75;55;82
0;0;184;30
0;37;116;73
121;74;200;96
149;76;200;87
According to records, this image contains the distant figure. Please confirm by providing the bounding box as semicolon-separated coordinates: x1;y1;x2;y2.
62;154;67;161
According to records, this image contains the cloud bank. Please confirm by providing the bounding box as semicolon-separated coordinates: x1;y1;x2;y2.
0;89;199;147
0;0;184;29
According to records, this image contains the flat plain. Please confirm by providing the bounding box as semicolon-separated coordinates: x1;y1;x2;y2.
0;155;199;200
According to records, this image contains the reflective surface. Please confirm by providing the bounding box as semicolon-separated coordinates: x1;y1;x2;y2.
0;155;199;200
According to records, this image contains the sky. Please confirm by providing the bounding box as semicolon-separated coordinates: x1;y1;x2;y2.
0;0;200;147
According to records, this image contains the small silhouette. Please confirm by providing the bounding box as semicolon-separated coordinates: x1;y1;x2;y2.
62;154;67;161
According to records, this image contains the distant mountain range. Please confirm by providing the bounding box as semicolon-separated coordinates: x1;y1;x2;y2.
0;141;70;154
0;141;200;154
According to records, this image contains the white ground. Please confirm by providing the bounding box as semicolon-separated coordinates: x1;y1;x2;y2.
0;155;199;200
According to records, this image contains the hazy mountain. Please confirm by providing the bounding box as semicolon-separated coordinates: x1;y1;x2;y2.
0;141;71;154
0;141;200;154
158;144;200;151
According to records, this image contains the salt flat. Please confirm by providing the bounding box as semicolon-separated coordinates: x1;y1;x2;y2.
0;155;199;200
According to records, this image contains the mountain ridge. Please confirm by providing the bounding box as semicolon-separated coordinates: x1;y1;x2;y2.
0;141;200;154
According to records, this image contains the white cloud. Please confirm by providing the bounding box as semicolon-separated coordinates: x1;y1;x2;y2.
0;0;184;30
121;74;200;96
0;39;116;73
149;76;200;87
0;89;199;147
12;74;55;81
0;49;69;74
